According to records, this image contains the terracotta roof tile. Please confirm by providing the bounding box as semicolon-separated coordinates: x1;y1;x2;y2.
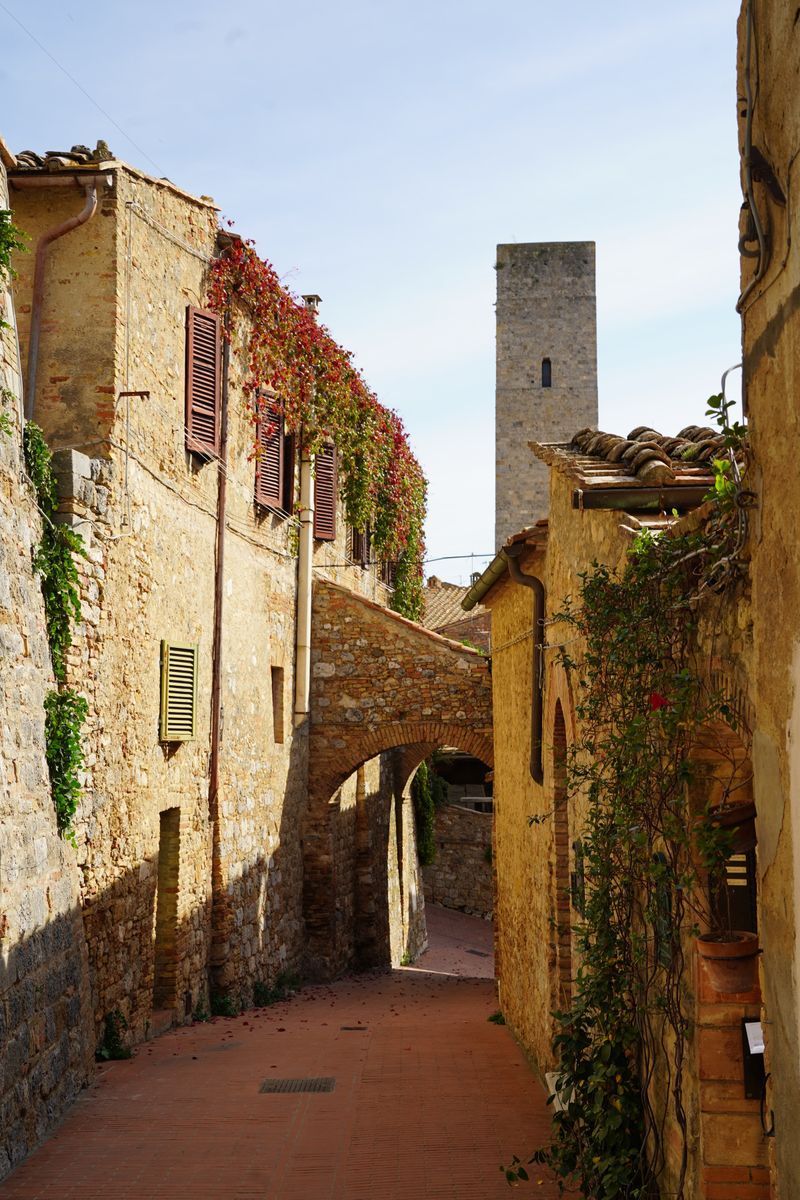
423;578;488;630
530;424;725;490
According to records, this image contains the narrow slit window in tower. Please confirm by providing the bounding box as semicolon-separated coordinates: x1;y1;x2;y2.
541;357;552;388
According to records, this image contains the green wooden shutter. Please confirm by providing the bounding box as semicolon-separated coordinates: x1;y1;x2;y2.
160;641;198;741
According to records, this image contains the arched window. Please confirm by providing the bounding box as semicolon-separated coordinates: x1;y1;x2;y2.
542;357;552;388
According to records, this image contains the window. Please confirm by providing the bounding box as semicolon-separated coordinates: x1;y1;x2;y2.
160;641;198;742
313;444;337;540
185;306;221;457
381;559;397;588
541;357;552;388
271;666;285;744
351;524;371;568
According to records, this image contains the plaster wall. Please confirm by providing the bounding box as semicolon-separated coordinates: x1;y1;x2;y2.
737;2;800;1194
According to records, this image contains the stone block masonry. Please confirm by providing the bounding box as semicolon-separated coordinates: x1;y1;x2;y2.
0;141;94;1178
422;803;493;918
495;241;597;548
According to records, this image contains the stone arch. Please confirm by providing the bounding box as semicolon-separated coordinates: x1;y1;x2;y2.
313;721;494;810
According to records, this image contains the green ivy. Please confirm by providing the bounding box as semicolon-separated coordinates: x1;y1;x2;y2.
23;421;88;840
411;760;437;866
24;423;87;681
96;1010;132;1061
0;208;26;284
506;399;749;1199
0;391;12;436
44;689;88;840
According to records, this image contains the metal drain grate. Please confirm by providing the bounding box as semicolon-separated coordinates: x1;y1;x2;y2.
340;1026;368;1032
467;948;490;958
259;1077;336;1094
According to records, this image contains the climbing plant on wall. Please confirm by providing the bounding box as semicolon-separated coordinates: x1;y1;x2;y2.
505;398;752;1199
23;422;88;841
206;236;426;620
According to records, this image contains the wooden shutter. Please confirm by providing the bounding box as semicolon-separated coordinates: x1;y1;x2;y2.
185;306;221;457
160;641;198;741
313;444;337;540
351;526;366;565
255;402;284;509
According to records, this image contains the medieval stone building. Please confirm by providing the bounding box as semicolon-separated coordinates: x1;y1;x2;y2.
0;141;492;1177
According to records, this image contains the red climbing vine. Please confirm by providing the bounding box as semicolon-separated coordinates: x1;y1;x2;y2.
206;236;426;619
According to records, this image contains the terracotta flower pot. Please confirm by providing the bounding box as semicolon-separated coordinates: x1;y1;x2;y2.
697;930;760;994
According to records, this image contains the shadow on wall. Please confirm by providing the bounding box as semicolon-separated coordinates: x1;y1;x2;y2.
0;902;94;1178
307;749;428;980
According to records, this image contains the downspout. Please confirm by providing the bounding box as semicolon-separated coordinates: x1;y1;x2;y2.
294;444;314;727
294;293;320;728
502;543;545;784
209;313;231;989
10;173;111;421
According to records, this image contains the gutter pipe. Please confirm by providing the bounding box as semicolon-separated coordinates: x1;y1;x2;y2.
210;316;231;989
503;544;545;785
10;173;112;421
294;294;319;728
294;443;314;727
462;540;545;785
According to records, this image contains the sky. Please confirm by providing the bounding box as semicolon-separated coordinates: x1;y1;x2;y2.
0;1;743;585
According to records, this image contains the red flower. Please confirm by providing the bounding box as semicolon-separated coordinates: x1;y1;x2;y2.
648;692;669;711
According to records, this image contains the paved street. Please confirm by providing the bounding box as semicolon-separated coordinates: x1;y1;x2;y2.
1;907;559;1199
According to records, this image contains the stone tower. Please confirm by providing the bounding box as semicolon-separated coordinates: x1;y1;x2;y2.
495;241;598;548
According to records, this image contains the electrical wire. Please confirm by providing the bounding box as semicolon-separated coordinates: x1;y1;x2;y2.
0;2;165;177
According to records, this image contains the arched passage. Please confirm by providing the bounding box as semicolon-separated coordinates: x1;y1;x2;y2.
304;579;493;978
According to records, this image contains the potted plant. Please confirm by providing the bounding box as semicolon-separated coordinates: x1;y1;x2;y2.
693;803;761;993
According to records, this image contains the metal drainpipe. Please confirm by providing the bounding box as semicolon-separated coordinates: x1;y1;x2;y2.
209;313;231;989
11;174;110;420
294;293;320;729
294;443;314;727
502;544;545;784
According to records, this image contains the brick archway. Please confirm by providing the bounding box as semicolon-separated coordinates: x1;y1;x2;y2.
303;579;493;977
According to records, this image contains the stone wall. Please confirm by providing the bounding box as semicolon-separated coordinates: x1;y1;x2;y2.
486;464;767;1199
0;139;94;1179
7;160;400;1046
304;577;493;976
495;242;598;548
737;3;800;1194
422;803;493;917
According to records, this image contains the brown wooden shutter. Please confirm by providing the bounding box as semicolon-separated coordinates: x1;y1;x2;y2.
185;306;221;457
255;402;284;509
313;444;337;540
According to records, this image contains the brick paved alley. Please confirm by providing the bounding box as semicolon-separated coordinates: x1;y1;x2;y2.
0;907;560;1199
